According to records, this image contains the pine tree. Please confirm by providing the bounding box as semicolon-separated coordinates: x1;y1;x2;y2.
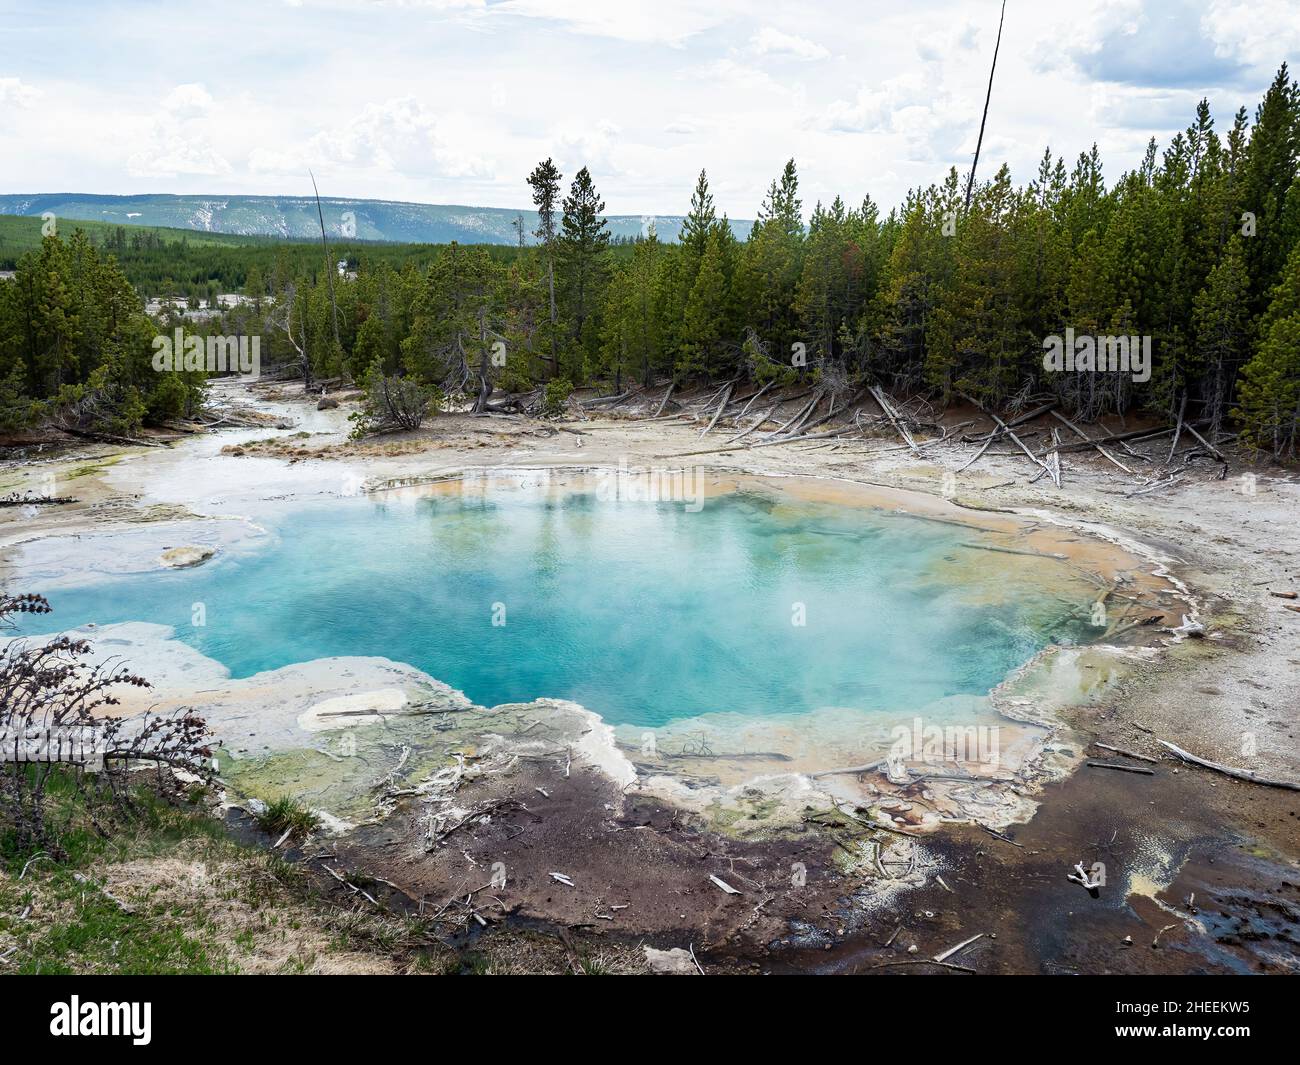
1192;236;1251;435
680;230;728;377
527;157;563;379
1237;314;1300;457
558;167;610;373
1241;65;1300;313
680;169;717;261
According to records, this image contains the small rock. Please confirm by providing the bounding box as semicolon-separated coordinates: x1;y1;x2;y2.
317;396;340;410
643;946;698;975
907;944;918;954
159;546;215;569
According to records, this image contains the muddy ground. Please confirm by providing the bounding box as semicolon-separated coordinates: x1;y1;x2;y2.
2;378;1297;974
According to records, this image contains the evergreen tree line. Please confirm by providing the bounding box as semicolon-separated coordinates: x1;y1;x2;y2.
2;65;1298;454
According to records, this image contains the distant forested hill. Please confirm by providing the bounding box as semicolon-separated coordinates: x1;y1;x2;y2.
0;193;752;245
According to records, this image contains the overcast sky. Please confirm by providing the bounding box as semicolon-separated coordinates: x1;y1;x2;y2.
1;0;1297;218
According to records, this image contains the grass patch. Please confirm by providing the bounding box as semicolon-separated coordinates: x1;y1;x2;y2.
0;773;645;975
253;796;321;839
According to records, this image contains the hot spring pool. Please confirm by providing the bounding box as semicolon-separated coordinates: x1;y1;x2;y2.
16;479;1102;729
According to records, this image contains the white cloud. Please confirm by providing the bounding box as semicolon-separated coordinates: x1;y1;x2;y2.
494;0;738;45
125;82;230;177
697;58;784;94
750;27;829;61
1203;0;1300;71
821;74;974;163
552;118;623;176
127;137;232;178
915;20;980;63
162;83;214;119
251;97;492;180
0;76;41;108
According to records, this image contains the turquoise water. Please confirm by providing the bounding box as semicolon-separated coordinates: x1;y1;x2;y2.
18;489;1092;727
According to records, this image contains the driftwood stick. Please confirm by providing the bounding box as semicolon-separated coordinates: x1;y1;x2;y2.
726;402;780;444
72;872;135;913
1087;760;1155;775
933;932;984;963
736;379;774;418
1166;394;1187;465
978;823;1023;847
865;958;976;974
957;432;997;473
652;382;676;418
1092;741;1158;764
1159;740;1300;791
701;381;734;435
808;759;887;779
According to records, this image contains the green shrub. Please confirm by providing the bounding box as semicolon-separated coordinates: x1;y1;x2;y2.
543;377;572;416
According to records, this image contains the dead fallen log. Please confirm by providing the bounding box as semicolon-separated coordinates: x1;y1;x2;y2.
784;390;826;437
957;431;998;473
766;392;821;439
870;386;918;452
734;379;775;417
579;388;636;408
652;382;676;418
725;402;780;444
1183;422;1227;464
656;426;853;459
1049;410;1134;475
808;759;887;779
700;381;734;435
797;388;867;437
1159;740;1300;791
1052;425;1178;454
963;400;1058;442
1087;760;1155;775
1092;741;1158;764
992;411;1053;481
